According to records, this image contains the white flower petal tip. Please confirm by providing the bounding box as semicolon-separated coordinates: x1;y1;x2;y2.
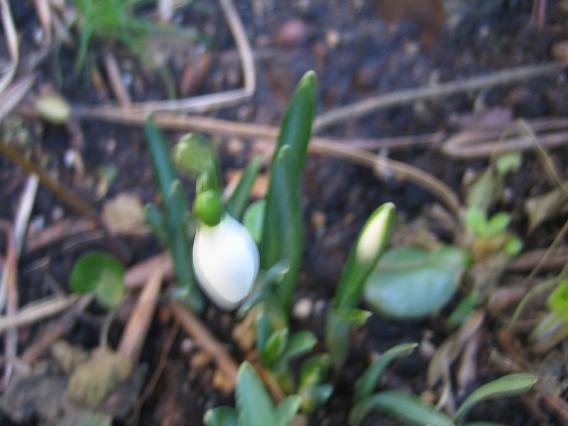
193;215;259;310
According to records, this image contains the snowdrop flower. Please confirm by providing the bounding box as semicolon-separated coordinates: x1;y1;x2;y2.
193;214;259;309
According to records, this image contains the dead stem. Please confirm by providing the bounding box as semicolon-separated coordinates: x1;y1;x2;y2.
313;62;565;132
104;52;132;107
170;301;238;388
20;295;93;365
0;295;78;334
0;220;17;387
118;265;164;363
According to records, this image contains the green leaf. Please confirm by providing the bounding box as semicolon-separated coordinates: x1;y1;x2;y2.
166;181;203;312
243;199;266;243
145;116;177;198
464;207;487;235
70;252;125;309
446;293;480;328
548;280;568;322
496;152;521;176
204;407;238;426
465;169;502;213
227;156;262;219
484;213;511;236
236;362;275;426
333;203;396;310
144;203;167;244
349;391;455;426
261;328;289;366
454;374;538;422
364;246;469;319
279;331;317;362
299;354;331;389
331;308;371;327
261;71;316;311
353;343;418;404
300;384;333;413
238;260;289;316
327;203;395;369
275;396;301;426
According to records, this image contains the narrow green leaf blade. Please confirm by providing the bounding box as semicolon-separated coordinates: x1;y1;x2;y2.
280;331;317;361
227;156;262;219
204;407;238;426
349;391;455;426
144;116;177;197
353;343;418;404
454;374;538;422
236;362;275;426
261;71;316;310
299;354;331;389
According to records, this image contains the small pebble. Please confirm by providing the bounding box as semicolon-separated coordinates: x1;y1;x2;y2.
293;297;313;320
180;338;195;354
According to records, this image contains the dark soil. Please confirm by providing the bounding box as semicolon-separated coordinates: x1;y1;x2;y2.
1;0;567;425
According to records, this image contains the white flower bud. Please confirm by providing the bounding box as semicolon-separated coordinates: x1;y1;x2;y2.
193;215;259;309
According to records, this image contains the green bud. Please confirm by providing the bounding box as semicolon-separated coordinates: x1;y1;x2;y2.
193;190;223;226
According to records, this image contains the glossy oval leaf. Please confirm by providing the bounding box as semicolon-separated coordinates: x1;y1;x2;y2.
364;246;469;319
204;407;238;426
454;374;538;422
353;342;418;404
236;362;275;426
70;251;125;309
349;391;455;426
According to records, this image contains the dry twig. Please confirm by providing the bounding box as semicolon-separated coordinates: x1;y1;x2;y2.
0;295;78;334
0;0;19;94
171;301;238;387
104;53;132;107
118;265;164;363
313;62;565;132
73;110;462;214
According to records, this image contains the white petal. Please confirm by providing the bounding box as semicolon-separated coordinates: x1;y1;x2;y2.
193;215;259;309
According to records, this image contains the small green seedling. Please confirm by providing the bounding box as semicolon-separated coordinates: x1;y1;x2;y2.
350;372;537;426
530;278;568;353
204;362;301;426
70;251;125;309
71;0;192;70
326;203;395;369
144;118;204;312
